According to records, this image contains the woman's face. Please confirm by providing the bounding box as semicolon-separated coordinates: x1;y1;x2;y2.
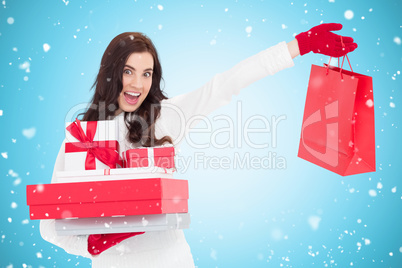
115;52;154;115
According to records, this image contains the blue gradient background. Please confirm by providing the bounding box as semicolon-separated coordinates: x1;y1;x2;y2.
1;0;401;267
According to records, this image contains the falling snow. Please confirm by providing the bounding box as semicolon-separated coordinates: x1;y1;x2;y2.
19;61;30;73
271;229;283;240
210;248;217;260
344;10;354;20
1;152;7;159
8;169;18;177
13;178;21;186
43;43;51;52
36;184;44;192
22;127;36;139
377;182;383;189
365;99;374;108
7;17;14;24
142;217;149;226
308;216;321;230
368;189;377;197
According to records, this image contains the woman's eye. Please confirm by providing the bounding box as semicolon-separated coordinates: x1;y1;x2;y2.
124;69;132;75
144;72;152;77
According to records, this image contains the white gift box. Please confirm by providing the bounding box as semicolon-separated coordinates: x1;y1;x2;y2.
55;166;175;183
64;120;120;171
55;213;191;236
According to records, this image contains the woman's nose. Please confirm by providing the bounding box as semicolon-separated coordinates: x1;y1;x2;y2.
130;75;142;88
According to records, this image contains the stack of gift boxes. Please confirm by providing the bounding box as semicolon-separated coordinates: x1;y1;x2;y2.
26;119;190;236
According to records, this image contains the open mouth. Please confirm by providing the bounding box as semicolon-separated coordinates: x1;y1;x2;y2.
124;92;141;105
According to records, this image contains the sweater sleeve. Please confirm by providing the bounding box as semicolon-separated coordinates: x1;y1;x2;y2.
39;140;91;259
156;41;294;146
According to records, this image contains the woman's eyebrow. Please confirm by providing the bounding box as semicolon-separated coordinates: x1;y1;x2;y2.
124;64;153;72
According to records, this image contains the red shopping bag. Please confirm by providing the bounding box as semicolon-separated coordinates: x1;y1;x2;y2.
298;56;376;176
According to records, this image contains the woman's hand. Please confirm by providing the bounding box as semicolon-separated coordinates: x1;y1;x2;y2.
295;23;358;57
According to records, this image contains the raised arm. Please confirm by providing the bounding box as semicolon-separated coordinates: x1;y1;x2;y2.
156;41;294;146
156;23;357;146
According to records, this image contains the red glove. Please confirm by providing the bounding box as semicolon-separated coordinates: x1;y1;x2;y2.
88;232;145;256
296;23;358;57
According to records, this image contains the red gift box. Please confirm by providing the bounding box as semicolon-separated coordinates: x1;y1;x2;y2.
123;146;175;169
26;178;188;220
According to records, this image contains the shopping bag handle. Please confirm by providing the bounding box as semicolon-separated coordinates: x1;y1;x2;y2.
326;36;354;79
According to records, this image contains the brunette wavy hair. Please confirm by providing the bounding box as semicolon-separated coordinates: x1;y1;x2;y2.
82;32;173;147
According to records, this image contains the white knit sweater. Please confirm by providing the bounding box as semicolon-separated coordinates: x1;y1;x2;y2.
40;41;294;267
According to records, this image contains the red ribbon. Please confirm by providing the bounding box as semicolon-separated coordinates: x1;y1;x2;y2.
65;119;122;170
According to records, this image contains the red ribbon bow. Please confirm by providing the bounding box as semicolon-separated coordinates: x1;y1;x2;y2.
65;119;122;170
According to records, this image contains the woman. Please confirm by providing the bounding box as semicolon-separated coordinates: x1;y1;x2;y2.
40;23;357;267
